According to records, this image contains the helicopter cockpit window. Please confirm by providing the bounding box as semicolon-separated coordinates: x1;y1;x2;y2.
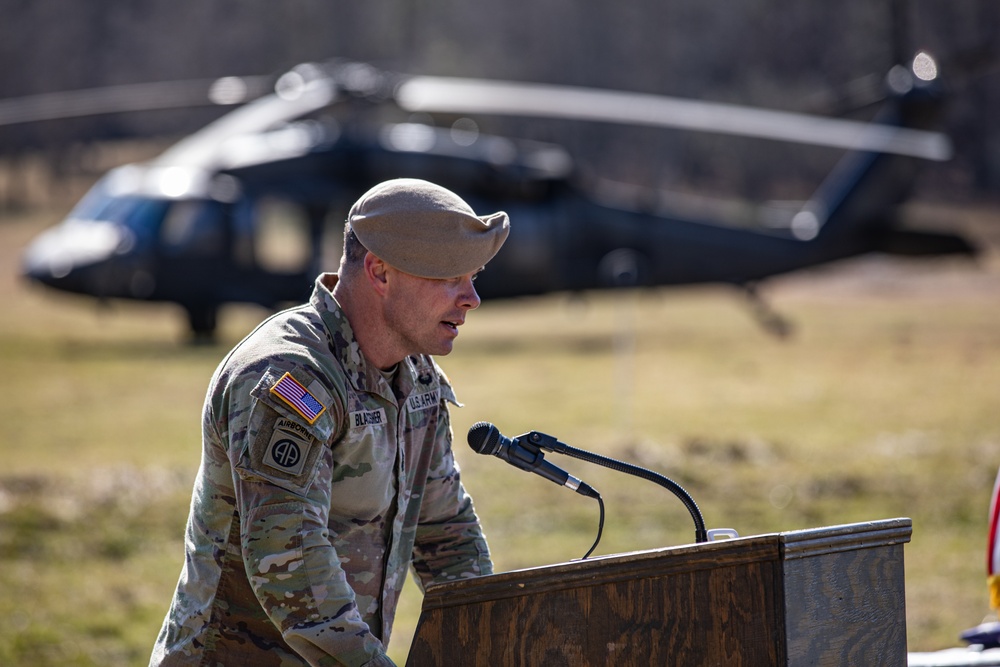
251;197;311;273
70;191;170;246
160;200;227;257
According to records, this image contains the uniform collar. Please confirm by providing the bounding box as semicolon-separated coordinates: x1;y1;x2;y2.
310;273;439;403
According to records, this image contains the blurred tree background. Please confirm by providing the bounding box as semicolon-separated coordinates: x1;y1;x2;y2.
0;0;998;210
1;3;998;663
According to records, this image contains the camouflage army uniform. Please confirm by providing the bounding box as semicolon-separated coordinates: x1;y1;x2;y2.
150;273;493;667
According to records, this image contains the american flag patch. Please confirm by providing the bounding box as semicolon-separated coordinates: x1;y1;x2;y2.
270;372;327;424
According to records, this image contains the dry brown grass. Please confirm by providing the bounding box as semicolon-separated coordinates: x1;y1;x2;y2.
1;201;998;664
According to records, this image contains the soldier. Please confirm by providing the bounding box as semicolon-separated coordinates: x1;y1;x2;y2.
150;178;509;666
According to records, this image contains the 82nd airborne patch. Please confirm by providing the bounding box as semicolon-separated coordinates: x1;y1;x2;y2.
263;417;314;476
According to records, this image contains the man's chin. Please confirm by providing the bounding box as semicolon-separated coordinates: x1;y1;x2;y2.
427;337;456;357
433;342;456;356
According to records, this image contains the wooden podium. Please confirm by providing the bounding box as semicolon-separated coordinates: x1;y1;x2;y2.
406;518;911;666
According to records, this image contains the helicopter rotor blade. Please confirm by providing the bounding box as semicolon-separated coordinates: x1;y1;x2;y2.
396;76;953;161
153;77;339;168
0;76;273;127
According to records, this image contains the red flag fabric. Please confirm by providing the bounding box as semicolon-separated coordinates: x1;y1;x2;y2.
988;466;1000;611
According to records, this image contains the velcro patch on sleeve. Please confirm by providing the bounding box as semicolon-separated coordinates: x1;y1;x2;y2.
262;418;314;476
270;372;327;424
239;405;326;494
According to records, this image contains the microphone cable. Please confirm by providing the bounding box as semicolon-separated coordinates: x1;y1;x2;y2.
581;492;604;560
522;430;708;544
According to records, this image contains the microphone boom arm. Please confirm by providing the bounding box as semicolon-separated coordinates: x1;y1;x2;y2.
521;430;709;544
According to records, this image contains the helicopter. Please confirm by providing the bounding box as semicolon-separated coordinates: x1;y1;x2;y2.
18;54;977;339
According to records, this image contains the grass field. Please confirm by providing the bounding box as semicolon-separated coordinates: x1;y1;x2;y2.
1;203;998;665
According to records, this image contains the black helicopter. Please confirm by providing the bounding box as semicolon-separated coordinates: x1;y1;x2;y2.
19;55;976;338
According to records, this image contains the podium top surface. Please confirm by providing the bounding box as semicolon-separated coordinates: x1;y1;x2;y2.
421;517;911;611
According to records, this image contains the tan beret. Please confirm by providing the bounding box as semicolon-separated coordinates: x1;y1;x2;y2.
348;178;510;279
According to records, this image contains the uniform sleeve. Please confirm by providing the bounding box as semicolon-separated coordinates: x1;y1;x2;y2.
230;382;395;667
409;399;493;590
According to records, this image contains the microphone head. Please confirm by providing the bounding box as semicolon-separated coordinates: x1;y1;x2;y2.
468;421;501;456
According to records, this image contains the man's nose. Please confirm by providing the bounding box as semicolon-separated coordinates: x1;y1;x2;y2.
459;278;481;310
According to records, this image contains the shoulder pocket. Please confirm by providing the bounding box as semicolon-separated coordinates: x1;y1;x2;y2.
235;367;337;495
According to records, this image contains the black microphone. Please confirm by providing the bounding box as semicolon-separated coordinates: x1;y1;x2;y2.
468;422;598;498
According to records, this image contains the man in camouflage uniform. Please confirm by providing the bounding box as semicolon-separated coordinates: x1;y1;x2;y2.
150;178;509;666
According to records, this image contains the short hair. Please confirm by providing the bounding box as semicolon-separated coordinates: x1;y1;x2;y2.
340;224;368;273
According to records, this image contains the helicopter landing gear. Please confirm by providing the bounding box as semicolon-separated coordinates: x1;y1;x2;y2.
742;282;793;338
184;304;218;343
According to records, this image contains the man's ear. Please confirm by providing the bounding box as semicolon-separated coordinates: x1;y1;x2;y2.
363;252;390;295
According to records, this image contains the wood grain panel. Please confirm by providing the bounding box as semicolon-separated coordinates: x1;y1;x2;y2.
407;518;911;667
